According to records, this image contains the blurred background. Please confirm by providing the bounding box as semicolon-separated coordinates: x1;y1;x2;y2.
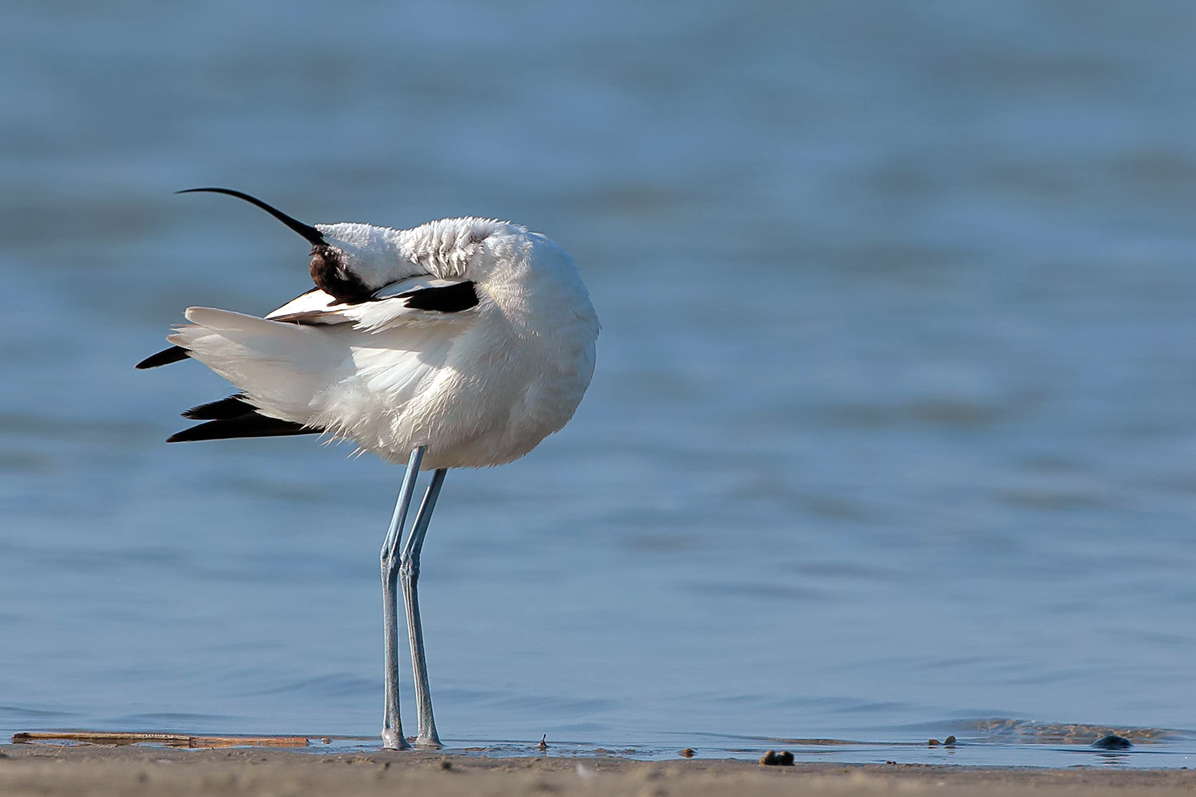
1;0;1195;764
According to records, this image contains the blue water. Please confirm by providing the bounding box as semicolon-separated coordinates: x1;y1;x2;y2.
2;0;1195;768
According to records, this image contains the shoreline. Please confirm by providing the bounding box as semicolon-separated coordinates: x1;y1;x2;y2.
3;743;1194;797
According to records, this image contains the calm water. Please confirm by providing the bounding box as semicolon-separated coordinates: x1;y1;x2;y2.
1;1;1195;767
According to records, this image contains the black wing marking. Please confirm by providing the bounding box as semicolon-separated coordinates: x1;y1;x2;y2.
266;280;480;325
137;345;190;369
399;281;479;312
167;412;319;443
183;394;254;420
173;393;320;441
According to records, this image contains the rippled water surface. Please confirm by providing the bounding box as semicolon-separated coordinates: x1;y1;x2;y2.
2;1;1195;767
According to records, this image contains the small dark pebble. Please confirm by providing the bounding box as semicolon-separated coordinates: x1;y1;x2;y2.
537;735;548;752
885;760;897;766
758;750;794;766
944;735;957;746
679;748;695;758
438;759;452;771
1092;734;1132;751
928;739;939;746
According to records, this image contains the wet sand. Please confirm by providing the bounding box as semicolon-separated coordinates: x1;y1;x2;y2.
1;744;1193;797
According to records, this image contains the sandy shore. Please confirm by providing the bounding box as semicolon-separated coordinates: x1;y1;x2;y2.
2;743;1194;797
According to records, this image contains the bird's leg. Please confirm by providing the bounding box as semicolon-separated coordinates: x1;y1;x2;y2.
399;466;448;749
379;445;425;750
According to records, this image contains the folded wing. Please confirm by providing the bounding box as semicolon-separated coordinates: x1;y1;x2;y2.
151;276;481;444
266;277;478;330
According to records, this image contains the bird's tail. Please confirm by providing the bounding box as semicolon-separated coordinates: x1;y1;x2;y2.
168;307;341;425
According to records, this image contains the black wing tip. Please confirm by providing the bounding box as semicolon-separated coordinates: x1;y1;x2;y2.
182;394;252;420
167;413;320;443
137;346;190;370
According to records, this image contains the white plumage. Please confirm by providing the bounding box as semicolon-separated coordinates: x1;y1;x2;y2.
140;189;598;749
168;215;598;469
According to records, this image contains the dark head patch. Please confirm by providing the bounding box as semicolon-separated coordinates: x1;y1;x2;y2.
309;244;373;304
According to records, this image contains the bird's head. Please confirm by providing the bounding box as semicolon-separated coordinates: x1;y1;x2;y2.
177;188;561;305
178;188;421;304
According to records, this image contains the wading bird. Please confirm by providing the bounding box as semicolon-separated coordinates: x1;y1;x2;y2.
138;189;599;750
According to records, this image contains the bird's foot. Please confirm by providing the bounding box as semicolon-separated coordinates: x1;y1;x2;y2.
412;735;443;750
381;729;413;750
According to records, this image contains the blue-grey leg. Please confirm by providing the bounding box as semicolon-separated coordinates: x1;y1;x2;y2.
379;445;425;750
400;467;448;748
